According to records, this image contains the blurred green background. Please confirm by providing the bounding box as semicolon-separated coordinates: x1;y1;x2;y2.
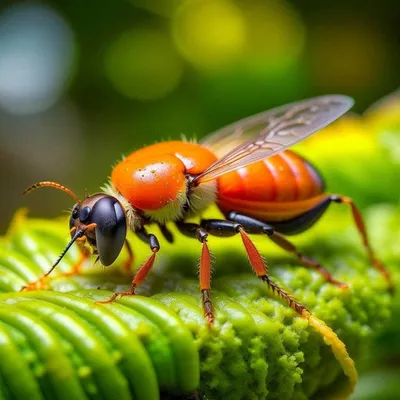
0;0;399;232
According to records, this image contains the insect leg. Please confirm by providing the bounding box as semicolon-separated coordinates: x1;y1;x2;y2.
200;219;310;316
225;212;347;287
330;195;393;291
158;224;174;243
61;246;89;277
62;224;102;277
97;228;160;304
226;212;348;288
271;232;349;288
21;226;90;291
176;222;214;324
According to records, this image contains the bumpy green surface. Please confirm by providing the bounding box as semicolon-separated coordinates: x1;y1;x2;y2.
0;205;398;400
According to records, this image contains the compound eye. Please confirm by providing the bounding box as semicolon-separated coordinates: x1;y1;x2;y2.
79;206;91;222
91;197;126;266
71;205;79;220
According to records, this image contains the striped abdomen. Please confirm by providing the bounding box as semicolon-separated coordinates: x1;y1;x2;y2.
217;150;326;222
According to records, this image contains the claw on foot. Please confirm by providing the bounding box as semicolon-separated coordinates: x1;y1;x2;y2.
96;289;136;304
61;251;88;277
205;312;214;326
372;258;395;294
201;288;214;326
20;277;48;291
61;264;82;277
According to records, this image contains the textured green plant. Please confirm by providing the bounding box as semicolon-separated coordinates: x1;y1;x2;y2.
0;205;397;400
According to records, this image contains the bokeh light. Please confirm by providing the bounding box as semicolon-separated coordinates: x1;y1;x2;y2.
172;0;306;125
0;3;75;115
105;27;184;101
172;0;246;70
241;0;305;71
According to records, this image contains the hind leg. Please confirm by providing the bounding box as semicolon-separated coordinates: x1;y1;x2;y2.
228;193;392;292
330;195;393;291
226;212;347;288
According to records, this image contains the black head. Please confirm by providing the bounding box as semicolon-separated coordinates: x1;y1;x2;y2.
70;194;127;266
24;181;127;268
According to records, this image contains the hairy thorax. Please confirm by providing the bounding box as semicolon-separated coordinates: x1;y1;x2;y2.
104;140;219;229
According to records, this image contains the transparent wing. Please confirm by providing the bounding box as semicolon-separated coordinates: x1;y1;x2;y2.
195;95;354;184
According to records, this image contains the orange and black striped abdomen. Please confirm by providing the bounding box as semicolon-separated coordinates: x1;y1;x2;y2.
217;150;327;222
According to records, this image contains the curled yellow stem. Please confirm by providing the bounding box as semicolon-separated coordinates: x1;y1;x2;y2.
302;310;358;398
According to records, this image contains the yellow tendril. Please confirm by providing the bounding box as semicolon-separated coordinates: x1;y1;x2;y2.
302;310;358;398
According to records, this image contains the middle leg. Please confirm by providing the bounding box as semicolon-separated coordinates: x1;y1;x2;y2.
176;222;214;324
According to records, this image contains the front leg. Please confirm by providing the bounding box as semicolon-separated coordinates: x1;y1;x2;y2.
21;226;91;291
97;228;160;304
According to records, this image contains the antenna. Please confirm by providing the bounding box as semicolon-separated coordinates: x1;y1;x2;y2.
23;181;81;203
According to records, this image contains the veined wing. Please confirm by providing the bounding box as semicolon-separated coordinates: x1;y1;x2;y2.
195;95;354;184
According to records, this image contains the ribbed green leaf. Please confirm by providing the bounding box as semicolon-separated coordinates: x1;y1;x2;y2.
0;205;398;400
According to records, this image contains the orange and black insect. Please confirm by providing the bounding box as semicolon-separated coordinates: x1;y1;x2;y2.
23;95;392;325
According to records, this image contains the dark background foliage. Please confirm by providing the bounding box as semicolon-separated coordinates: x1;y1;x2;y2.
0;0;399;231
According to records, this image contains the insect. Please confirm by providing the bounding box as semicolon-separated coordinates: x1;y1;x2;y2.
23;95;392;326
